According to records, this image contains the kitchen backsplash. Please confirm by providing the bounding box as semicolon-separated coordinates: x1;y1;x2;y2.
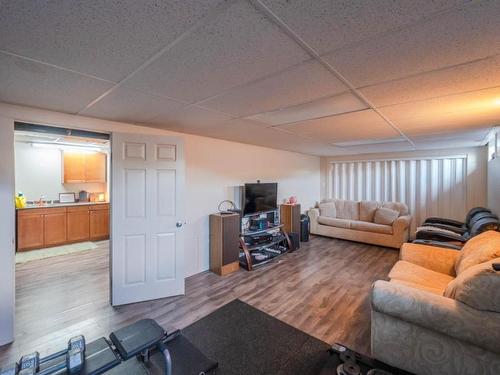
15;141;107;201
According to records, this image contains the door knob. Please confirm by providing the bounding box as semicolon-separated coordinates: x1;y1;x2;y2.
176;221;183;228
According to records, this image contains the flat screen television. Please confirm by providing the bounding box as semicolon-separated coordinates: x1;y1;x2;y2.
243;183;278;216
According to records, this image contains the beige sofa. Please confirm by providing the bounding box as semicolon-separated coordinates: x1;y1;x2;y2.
308;199;412;248
371;230;500;375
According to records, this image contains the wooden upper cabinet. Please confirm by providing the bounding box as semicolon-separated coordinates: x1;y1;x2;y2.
63;151;106;183
85;152;106;182
63;151;86;183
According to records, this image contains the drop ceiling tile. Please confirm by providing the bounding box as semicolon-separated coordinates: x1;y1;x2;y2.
276;109;401;143
186;119;345;156
336;141;415;155
0;0;225;81
0;52;113;113
199;60;348;116
246;92;367;126
360;55;500;107
80;87;184;123
260;0;465;54
411;128;491;150
145;105;234;132
125;0;310;103
382;86;500;136
326;1;500;87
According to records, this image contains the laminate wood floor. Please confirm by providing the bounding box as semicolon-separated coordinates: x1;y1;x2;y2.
0;236;398;365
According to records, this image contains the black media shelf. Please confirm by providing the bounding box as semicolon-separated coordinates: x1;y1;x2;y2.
239;213;292;271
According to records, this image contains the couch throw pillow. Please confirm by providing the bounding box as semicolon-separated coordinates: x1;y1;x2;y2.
374;207;399;225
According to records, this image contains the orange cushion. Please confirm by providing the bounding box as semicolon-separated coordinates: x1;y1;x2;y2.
455;231;500;274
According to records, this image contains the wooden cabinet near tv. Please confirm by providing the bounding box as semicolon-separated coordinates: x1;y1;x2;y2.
63;151;107;183
280;203;301;240
16;204;109;251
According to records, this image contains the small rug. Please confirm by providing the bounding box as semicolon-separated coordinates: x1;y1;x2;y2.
15;241;99;263
180;299;331;375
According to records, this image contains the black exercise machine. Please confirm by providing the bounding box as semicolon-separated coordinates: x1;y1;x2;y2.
0;319;217;375
413;207;500;250
421;207;496;234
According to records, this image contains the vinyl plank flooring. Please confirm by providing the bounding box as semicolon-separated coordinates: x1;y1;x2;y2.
0;236;398;364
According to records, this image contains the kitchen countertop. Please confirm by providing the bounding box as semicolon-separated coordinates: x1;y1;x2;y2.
17;201;109;210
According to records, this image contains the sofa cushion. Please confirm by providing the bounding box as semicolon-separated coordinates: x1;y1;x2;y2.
334;199;360;220
359;200;381;222
317;216;351;229
390;279;444;295
381;201;409;216
445;257;500;312
455;230;500;274
374;207;399;225
389;261;454;292
350;220;393;235
318;202;336;218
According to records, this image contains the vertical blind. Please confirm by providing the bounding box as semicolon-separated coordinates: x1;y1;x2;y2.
328;157;468;233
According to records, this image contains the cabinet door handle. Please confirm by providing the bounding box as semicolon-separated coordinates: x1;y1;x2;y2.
176;221;183;228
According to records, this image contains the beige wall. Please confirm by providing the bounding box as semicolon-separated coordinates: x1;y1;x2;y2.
321;147;488;213
0;103;320;277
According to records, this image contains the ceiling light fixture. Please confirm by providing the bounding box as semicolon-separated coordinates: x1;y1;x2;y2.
494;98;500;106
333;138;407;147
31;142;103;153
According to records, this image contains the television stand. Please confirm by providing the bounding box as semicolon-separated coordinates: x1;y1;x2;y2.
239;223;292;271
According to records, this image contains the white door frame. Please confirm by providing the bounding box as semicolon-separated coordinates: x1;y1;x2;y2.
0;116;15;345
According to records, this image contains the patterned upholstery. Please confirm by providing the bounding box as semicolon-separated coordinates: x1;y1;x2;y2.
445;257;500;312
372;233;500;374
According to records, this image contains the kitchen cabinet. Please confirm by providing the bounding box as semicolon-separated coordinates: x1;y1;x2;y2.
67;206;90;242
90;205;109;240
17;204;109;251
85;152;107;182
63;151;106;183
43;208;67;246
17;211;44;250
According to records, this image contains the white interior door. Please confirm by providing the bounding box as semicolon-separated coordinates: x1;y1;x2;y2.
111;133;185;306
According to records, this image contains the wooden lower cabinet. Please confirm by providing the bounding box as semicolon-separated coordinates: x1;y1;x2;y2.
67;207;90;242
43;209;67;247
17;212;44;250
90;208;109;240
17;204;109;251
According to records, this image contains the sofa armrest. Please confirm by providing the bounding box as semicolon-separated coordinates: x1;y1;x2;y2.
308;208;320;233
393;215;411;233
371;280;500;354
400;242;458;276
308;208;320;222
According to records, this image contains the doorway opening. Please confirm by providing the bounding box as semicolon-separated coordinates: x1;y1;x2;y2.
13;122;112;323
